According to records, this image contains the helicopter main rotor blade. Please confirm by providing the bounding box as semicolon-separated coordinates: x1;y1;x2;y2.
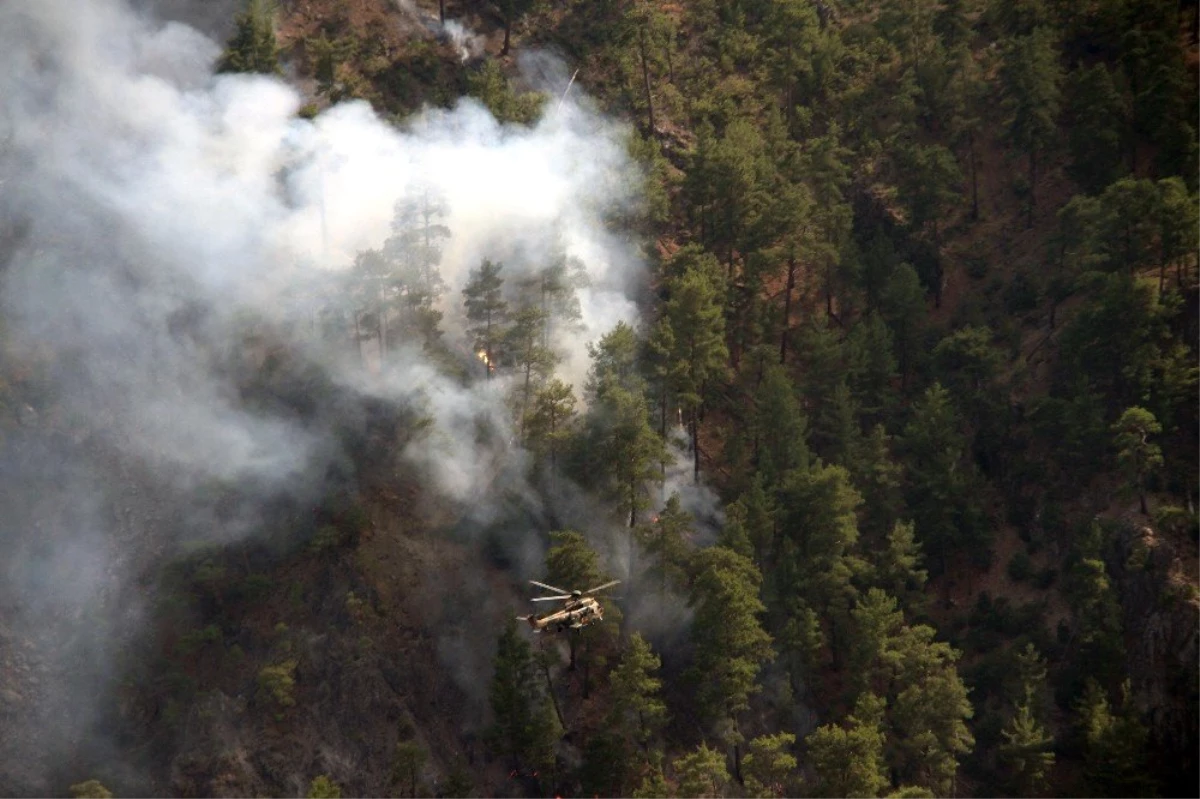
529;579;573;595
582;579;621;595
532;595;573;602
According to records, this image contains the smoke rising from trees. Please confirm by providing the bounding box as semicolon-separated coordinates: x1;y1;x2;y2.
0;0;684;789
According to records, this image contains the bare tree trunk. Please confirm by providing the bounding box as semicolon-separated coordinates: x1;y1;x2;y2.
354;311;366;369
660;386;668;482
691;408;700;482
780;254;796;364
484;310;492;381
969;128;979;221
520;358;533;441
1027;147;1037;230
825;263;835;318
629;477;637;528
502;17;511;55
378;286;388;366
639;26;655;135
439;0;445;25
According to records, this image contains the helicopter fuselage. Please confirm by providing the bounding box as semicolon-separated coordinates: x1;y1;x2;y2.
521;596;603;633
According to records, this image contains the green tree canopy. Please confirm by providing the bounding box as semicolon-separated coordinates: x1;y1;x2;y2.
462;259;508;380
688;546;775;732
218;0;280;75
487;618;559;771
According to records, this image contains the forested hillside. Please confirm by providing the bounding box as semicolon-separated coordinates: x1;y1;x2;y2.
1;1;1197;798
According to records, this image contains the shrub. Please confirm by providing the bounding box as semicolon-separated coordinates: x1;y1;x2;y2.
308;525;343;554
176;624;223;656
70;780;112;799
1007;551;1034;583
257;660;297;710
1003;272;1039;314
307;776;342;799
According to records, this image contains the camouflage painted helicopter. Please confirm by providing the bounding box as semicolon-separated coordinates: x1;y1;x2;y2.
518;579;620;633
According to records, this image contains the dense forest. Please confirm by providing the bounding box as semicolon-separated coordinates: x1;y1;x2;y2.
1;0;1197;797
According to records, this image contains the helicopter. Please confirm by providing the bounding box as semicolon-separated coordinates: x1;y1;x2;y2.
517;579;620;633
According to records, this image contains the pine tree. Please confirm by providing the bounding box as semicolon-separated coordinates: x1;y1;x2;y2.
874;521;929;615
349;248;396;365
1076;679;1157;797
382;186;451;350
462;259;508;380
579;731;631;798
1156;177;1199;291
775;462;863;662
900;383;981;575
617;0;679;136
894;142;962;250
307;33;356;102
688;547;775;773
590;386;668;528
999;701;1055;796
751;362;811;491
741;732;798;799
545;531;605;598
638;493;692;594
487;619;559;771
493;0;534;55
722;474;777;568
586;320;645;402
505;306;557;440
889;642;975;795
717;501;755;560
609;632;668;753
662;256;729;481
850;425;905;546
218;0;280;75
519;238;587;349
805;692;890;798
673;742;731;799
998;27;1063;227
880;264;928;391
844;309;899;421
850;588;907;695
525;379;577;472
777;598;825;698
544;531;619;676
1065;63;1128;194
632;756;671;798
391;738;427;798
1111;406;1163;515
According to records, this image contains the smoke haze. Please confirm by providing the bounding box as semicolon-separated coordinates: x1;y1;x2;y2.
0;0;717;792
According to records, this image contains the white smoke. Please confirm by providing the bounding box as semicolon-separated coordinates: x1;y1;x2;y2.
0;0;651;791
1;0;643;497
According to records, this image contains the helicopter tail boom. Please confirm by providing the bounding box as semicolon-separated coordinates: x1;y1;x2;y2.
517;614;544;632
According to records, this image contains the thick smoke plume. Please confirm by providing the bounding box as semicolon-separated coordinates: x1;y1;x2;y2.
0;0;714;791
